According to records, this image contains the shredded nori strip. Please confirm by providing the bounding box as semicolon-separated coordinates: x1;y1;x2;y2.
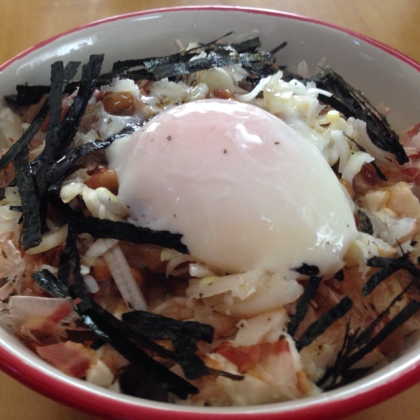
123;311;214;379
172;335;209;379
357;209;374;235
32;269;69;298
60;220;93;312
334;268;345;282
7;68;80;107
362;255;420;295
12;85;50;107
31;268;199;398
312;67;408;165
0;60;82;174
87;300;177;360
320;299;420;387
151;48;239;80
80;308;198;398
122;311;213;342
296;296;353;351
344;135;387;181
0;188;5;201
9;205;22;212
75;217;188;253
319;272;420;387
14;147;42;250
292;263;320;276
270;41;288;56
49;194;188;253
47;125;138;192
111;33;253;73
353;277;417;353
343;300;420;368
287;275;322;337
35;61;64;232
0;101;49;172
53;55;104;159
231;37;262;53
90;301;240;381
109;35;277;81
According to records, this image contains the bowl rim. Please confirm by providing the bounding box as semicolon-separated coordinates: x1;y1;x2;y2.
1;5;420;420
1;5;420;73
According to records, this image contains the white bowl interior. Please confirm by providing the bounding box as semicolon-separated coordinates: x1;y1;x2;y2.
1;7;420;419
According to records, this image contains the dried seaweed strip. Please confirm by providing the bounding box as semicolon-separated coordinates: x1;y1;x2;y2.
231;37;262;53
363;256;420;295
366;255;420;275
317;322;354;387
313;67;408;165
362;266;401;296
356;277;416;353
357;209;374;235
122;311;213;342
35;62;65;231
0;101;49;171
101;306;208;380
292;263;320;276
54;55;104;159
36;260;178;360
47;125;137;192
64;221;92;312
196;31;234;48
110;35;273;81
151;49;237;80
296;296;353;351
123;311;213;379
342;300;420;375
44;62;64;153
345;135;387;181
9;82;80;108
56;222;78;287
48;194;188;253
88;300;176;360
62;61;81;84
32;269;69;298
14;85;50;107
76;217;188;253
334;269;345;281
31;268;198;398
88;300;240;382
153;49;276;80
320;276;419;387
14;148;42;250
98;68;153;85
81;307;198;398
172;335;209;379
287;275;322;337
7;62;80;107
207;367;244;381
239;51;276;72
112;58;147;72
270;41;288;56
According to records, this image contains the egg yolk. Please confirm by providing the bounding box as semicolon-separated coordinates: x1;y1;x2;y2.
107;99;357;278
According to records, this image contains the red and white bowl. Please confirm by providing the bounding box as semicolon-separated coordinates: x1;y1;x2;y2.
1;6;420;420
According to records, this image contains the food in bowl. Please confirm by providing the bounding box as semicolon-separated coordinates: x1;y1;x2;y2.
0;30;420;407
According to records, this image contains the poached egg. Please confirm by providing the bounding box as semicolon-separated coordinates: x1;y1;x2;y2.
107;99;357;278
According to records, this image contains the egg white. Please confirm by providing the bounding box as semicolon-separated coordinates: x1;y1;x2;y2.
107;99;357;279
